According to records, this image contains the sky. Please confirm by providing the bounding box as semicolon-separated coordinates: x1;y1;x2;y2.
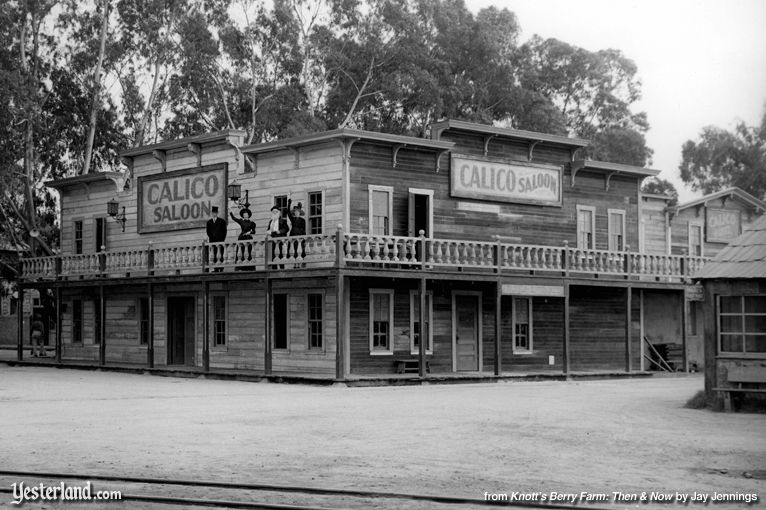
463;0;766;202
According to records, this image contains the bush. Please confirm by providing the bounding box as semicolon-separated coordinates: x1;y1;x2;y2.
685;390;714;410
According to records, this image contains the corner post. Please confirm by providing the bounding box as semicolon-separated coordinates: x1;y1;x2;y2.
495;281;502;376
17;286;24;361
202;241;208;273
203;280;210;372
147;282;154;368
563;240;570;277
335;272;345;379
55;285;62;363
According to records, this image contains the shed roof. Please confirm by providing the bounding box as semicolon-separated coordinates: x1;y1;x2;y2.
46;171;125;190
694;214;766;279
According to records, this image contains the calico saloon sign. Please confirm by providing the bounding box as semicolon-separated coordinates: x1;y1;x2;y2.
450;155;561;206
138;163;228;233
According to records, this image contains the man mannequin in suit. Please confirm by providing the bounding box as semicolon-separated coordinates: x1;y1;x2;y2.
206;206;227;243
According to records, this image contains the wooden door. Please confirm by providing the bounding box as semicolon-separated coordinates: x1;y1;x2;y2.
454;294;479;371
168;297;195;366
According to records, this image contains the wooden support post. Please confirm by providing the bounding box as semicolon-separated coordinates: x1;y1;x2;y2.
203;280;210;372
264;277;272;375
681;291;689;372
625;286;632;373
495;281;502;376
336;224;345;268
147;283;154;368
563;282;570;375
418;276;427;378
17;286;24;361
639;290;645;372
55;286;62;363
99;285;106;366
335;272;345;379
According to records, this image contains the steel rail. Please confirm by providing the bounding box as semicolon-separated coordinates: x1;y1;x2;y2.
0;470;618;510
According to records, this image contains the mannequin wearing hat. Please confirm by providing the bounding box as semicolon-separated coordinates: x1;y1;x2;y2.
230;208;256;241
206;206;227;243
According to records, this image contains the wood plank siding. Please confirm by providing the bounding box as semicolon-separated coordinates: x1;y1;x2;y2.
348;135;641;250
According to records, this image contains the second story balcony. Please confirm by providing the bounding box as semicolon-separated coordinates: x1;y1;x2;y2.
20;228;709;284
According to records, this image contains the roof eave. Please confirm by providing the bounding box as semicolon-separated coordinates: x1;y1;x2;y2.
430;119;590;148
120;129;247;158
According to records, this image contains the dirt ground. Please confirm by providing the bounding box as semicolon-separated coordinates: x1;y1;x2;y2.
0;366;763;509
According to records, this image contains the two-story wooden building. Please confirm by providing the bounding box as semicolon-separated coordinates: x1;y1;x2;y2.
18;120;710;379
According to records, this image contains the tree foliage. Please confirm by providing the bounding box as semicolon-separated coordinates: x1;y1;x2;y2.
0;0;656;261
680;108;766;199
641;177;678;206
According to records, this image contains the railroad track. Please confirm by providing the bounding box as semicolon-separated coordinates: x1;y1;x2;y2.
0;470;618;510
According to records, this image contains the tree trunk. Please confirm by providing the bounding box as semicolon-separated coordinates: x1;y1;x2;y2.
134;58;161;148
82;0;109;174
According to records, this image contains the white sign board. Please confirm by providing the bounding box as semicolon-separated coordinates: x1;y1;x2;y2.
451;156;562;206
502;284;565;297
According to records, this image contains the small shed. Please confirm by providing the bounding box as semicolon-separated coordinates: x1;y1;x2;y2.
694;214;766;408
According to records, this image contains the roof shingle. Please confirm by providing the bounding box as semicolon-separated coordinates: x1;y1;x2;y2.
695;214;766;279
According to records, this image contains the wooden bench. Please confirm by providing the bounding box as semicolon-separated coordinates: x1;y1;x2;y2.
396;359;431;374
713;365;766;411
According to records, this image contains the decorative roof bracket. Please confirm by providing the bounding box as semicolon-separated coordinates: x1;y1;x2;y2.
483;135;496;157
528;140;541;161
152;149;166;172
186;143;202;167
435;149;450;173
605;171;617;191
570;160;584;187
286;146;300;169
392;144;407;168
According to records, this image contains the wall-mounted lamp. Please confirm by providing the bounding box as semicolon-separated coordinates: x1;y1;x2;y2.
228;181;250;209
107;198;127;232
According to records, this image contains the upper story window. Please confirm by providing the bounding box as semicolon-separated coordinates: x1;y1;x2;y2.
369;185;393;236
576;205;595;250
308;191;323;234
608;209;626;251
274;195;288;217
689;224;703;257
95;217;106;252
74;220;83;255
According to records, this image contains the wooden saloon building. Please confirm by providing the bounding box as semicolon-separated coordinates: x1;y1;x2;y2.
18;120;711;379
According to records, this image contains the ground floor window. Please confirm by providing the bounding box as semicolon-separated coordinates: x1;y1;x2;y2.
273;293;288;350
370;289;394;354
718;295;766;354
513;297;533;353
213;295;227;346
308;293;323;349
72;299;83;344
409;290;433;354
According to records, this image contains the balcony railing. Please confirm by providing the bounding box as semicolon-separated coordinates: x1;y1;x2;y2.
20;229;709;283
